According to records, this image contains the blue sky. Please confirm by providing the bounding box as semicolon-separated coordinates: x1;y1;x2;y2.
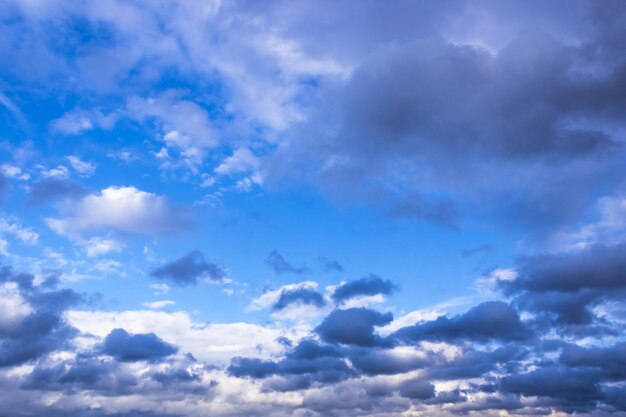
1;1;626;416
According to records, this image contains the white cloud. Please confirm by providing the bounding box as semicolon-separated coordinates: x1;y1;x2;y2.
0;164;19;177
215;147;260;175
67;309;307;364
127;92;217;170
142;300;175;309
41;165;69;178
85;237;123;257
50;108;117;135
66;156;96;177
46;186;188;238
0;284;33;333
0;218;39;245
235;171;264;192
0;238;7;256
150;283;171;295
553;195;626;251
474;268;517;295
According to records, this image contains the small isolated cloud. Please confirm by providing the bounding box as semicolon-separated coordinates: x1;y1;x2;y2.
215;147;260;175
66;156;96;177
45;186;189;238
266;250;308;275
143;300;175;309
150;250;229;286
150;283;171;295
99;328;177;362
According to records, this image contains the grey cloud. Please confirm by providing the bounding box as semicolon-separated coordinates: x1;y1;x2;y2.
393;301;533;343
0;265;81;368
27;177;87;206
316;308;393;347
317;257;344;273
266;250;308;275
100;328;178;362
332;275;396;303
273;288;326;311
150;250;228;286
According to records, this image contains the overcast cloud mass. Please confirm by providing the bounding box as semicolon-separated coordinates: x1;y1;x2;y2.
1;1;626;416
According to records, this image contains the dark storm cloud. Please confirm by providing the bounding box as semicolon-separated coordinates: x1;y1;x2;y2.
24;357;138;394
347;347;427;375
398;379;435;400
265;250;308;275
228;339;355;388
273;287;326;311
316;308;393;347
100;328;178;362
0;265;81;368
269;5;626;229
500;367;603;411
150;250;228;286
332;275;396;302
393;301;532;343
504;243;626;326
27;177;87;206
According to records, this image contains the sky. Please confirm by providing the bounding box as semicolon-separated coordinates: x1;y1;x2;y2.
1;0;626;416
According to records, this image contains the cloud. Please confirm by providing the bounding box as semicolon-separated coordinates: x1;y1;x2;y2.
142;300;175;310
27;177;87;206
100;328;178;362
317;257;344;273
85;237;123;257
316;308;393;347
214;147;260;175
332;275;396;303
0;265;81;368
50;108;117;135
46;186;189;238
273;287;326;311
393;301;533;343
66;156;96;177
265;250;308;275
150;251;228;286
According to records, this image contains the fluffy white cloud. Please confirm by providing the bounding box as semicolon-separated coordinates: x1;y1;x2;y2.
46;186;189;238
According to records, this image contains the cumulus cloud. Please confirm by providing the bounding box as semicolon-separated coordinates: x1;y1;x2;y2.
100;328;178;362
46;186;189;238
